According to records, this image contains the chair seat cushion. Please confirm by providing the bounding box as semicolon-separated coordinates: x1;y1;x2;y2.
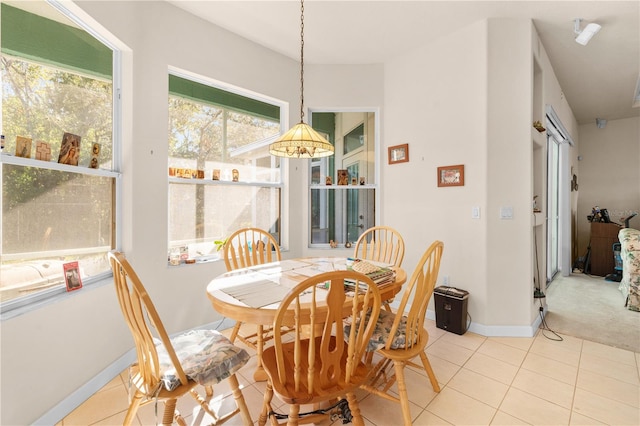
157;329;249;391
345;309;414;352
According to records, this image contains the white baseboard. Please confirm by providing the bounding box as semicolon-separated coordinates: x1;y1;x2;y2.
424;309;541;337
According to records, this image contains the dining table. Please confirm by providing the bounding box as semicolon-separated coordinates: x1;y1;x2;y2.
206;256;407;381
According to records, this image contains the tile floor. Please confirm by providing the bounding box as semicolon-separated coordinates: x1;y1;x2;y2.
58;320;640;425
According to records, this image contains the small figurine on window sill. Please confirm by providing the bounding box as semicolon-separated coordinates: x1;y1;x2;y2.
329;240;338;248
345;241;352;248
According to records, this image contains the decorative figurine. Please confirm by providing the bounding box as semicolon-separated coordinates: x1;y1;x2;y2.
337;169;348;185
329;240;338;248
212;169;220;180
232;169;239;182
345;241;352;248
325;176;332;185
359;177;365;185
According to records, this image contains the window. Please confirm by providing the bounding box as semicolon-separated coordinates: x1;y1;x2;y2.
309;111;377;246
0;2;118;308
168;73;282;261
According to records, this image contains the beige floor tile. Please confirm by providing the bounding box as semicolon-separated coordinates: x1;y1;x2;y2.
500;387;570;425
477;340;527;367
577;368;639;408
511;367;575;409
426;338;475;366
488;336;534;352
582;339;638;366
464;352;519;385
63;384;130;425
357;392;422;424
569;411;608;425
521;352;578;385
529;336;582;366
579;352;640;385
426;353;463;385
447;368;509;408
490;410;530;425
92;410;140;426
425;387;496;425
439;330;486;351
413;409;453;425
573;388;640;425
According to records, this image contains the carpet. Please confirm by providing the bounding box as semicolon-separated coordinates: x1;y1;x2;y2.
544;272;640;353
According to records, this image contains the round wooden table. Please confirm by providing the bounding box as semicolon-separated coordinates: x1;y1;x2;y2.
206;257;406;381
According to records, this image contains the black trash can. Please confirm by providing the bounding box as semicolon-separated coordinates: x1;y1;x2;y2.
434;286;469;335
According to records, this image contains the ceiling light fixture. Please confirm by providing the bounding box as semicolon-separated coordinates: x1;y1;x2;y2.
574;18;601;46
269;0;334;159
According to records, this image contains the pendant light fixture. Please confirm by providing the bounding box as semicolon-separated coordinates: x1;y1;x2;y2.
269;0;334;158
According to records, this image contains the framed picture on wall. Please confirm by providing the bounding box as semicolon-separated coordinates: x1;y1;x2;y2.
388;143;409;164
437;164;465;187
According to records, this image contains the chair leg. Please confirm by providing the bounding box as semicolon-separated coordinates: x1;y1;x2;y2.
123;390;143;426
228;373;253;424
346;392;365;426
162;398;178;426
419;350;441;392
286;404;300;426
258;380;275;426
393;360;412;426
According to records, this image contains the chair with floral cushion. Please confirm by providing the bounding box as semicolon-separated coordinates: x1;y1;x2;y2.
108;251;252;426
359;240;443;426
354;226;405;313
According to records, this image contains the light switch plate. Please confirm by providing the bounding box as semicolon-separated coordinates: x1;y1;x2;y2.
472;206;481;219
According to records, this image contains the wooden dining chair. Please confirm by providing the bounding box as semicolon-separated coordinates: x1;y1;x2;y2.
258;270;382;426
354;225;405;312
354;225;405;268
360;240;444;426
222;227;282;364
223;227;281;271
108;251;252;426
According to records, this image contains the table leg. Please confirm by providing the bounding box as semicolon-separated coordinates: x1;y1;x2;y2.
253;324;268;382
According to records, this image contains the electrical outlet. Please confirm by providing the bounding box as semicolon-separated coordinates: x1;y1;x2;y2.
443;276;450;286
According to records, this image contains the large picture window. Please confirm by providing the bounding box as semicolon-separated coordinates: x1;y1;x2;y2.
309;111;377;247
168;73;282;261
1;2;118;307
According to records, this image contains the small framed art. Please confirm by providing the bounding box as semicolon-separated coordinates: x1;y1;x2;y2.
437;164;465;187
63;261;83;292
388;144;409;164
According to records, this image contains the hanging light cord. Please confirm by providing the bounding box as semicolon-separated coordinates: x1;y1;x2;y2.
299;0;305;124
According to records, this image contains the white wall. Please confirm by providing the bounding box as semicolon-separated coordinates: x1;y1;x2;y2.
576;116;640;255
383;20;490;324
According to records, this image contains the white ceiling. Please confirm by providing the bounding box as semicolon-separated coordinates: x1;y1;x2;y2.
167;0;640;126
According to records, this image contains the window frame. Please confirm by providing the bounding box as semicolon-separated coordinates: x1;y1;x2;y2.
307;108;381;248
166;68;288;260
0;0;122;317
